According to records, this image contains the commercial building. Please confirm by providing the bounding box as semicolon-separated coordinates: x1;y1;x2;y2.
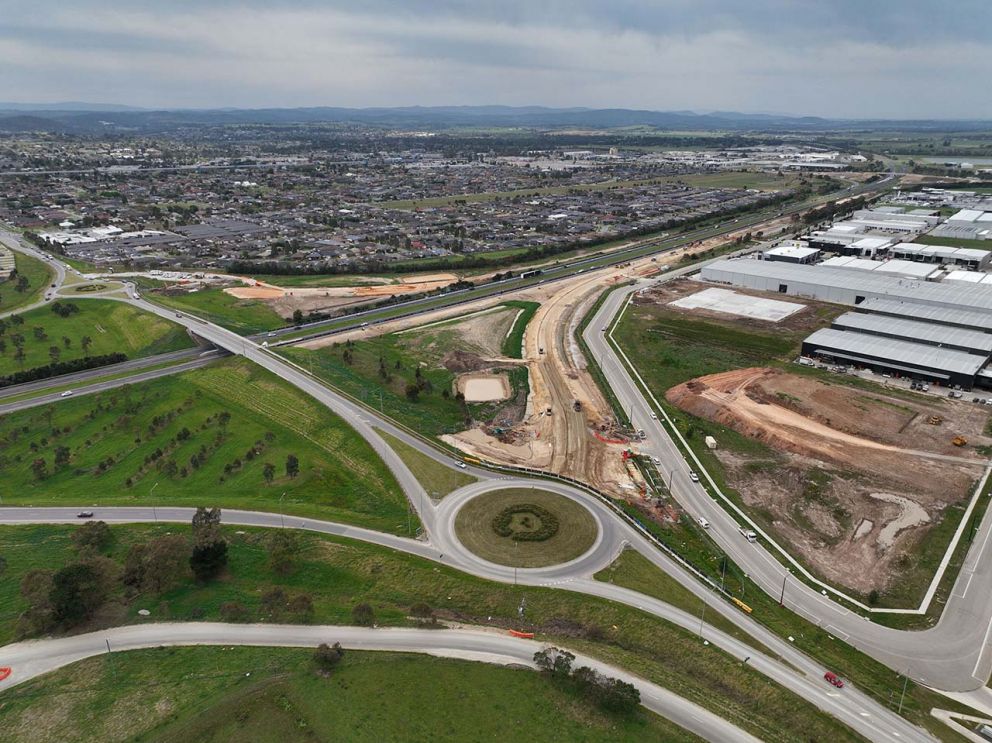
700;258;992;388
762;243;821;264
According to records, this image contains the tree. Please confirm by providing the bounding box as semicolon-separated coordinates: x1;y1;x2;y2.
191;507;223;547
30;457;48;480
268;530;300;575
292;309;304;325
285;454;299;478
533;647;574;678
48;346;60;364
141;535;190;593
262;462;275;484
190;540;228;582
260;586;288;618
313;642;345;672
596;675;641;714
54;445;71;467
404;383;420;401
351;602;375;627
50;562;111;625
80;335;92;355
72;520;112;554
288;592;314;621
18;569;54;636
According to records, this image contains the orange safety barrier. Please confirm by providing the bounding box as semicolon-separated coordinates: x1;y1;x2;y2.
508;630;535;639
0;667;11;682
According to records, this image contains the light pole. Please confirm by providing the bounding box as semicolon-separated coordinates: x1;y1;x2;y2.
150;482;159;523
779;570;789;607
698;600;707;638
280;492;286;528
898;669;911;714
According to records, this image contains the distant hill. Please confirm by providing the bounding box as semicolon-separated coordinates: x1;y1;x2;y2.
0;104;988;133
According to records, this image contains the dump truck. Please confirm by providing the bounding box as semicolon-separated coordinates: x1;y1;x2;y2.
952;436;968;447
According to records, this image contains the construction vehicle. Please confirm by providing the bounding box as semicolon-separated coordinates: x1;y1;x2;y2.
952;436;968;447
573;400;582;412
927;415;943;425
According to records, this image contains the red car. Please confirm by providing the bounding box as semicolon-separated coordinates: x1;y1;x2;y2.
824;671;845;688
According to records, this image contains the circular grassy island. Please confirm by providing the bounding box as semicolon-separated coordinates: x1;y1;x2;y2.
454;488;598;568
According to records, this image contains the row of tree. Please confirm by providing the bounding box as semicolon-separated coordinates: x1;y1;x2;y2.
533;646;641;716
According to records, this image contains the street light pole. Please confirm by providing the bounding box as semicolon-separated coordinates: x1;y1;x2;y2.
898;670;910;714
280;492;286;528
698;601;706;638
150;482;159;522
779;572;788;607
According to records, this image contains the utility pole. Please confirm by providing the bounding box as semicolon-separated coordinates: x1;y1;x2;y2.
280;492;286;528
150;482;159;523
898;670;910;714
779;572;788;607
698;600;707;638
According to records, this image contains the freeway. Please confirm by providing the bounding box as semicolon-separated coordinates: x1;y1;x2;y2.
583;267;992;694
0;623;759;743
269;174;895;345
0;502;931;742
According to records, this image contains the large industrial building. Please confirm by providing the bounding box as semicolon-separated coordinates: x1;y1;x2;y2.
700;258;992;388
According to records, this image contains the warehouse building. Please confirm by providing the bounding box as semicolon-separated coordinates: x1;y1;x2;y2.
801;328;988;388
700;259;992;388
701;259;992;312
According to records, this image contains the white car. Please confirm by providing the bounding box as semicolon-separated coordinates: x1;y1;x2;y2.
698;517;710;529
456;461;468;469
689;471;700;483
650;412;657;419
60;390;74;397
652;457;661;465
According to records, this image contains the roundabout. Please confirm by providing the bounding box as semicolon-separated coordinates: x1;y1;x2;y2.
452;486;600;568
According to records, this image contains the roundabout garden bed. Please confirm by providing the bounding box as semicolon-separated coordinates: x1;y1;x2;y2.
454;488;598;567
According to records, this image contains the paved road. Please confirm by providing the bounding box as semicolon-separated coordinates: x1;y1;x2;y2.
583;269;992;695
0;623;759;743
0;229;64;318
0;502;934;741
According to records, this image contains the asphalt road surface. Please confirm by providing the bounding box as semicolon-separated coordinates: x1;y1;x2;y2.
0;623;761;743
583;267;992;696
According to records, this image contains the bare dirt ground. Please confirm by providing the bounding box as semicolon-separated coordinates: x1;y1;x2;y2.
224;273;459;318
299;209;804;497
457;373;512;402
667;367;990;592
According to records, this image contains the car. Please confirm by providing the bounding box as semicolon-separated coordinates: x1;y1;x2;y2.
76;511;94;519
267;332;276;337
910;382;919;391
922;384;930;392
739;527;758;542
60;390;74;397
823;671;844;688
650;412;657;419
456;461;468;469
601;327;608;332
689;471;700;482
652;457;661;465
698;517;710;529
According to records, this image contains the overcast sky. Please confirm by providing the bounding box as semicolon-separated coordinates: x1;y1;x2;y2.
2;0;990;118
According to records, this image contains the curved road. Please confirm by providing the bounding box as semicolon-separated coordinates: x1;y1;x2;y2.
0;623;759;743
583;266;992;695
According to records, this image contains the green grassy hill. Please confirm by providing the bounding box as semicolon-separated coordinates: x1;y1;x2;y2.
0;299;193;376
0;359;410;531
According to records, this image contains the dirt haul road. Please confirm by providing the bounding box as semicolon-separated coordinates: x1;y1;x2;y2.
301;216;794;495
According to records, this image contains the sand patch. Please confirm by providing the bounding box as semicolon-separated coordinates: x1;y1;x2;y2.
458;372;511;402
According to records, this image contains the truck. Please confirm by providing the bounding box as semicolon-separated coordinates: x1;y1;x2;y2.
572;400;582;412
739;527;758;543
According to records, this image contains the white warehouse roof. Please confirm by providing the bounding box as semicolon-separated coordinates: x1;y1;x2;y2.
804;328;987;377
833;312;992;354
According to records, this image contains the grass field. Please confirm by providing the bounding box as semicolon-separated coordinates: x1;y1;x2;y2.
377;428;475;497
0;647;698;743
0;522;866;742
454;488;599;567
0;248;53;314
0;299;193;376
501;300;540;358
147;288;285;334
0;359;411;533
282;321;530;437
